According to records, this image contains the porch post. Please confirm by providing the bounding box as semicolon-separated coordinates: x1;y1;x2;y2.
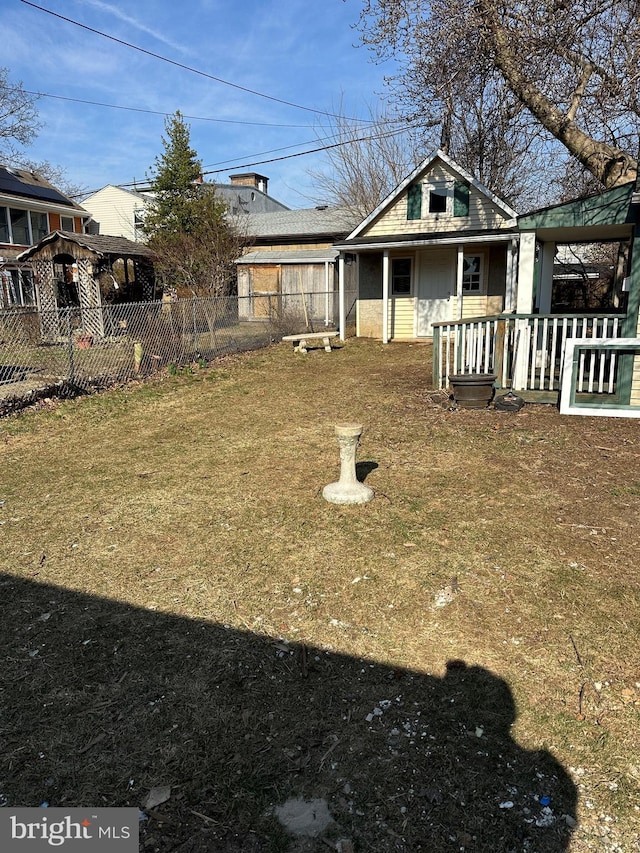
382;250;390;344
537;240;555;313
516;231;537;313
324;261;330;327
456;245;464;320
338;255;346;341
504;237;518;312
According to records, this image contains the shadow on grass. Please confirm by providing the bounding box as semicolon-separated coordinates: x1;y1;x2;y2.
0;574;576;852
355;461;378;482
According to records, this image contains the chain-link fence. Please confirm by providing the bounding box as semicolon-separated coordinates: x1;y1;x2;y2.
0;291;353;415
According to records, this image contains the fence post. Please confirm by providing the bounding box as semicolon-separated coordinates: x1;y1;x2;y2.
432;325;441;388
494;317;506;388
192;298;198;356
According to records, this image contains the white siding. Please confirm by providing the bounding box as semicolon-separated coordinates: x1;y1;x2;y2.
82;186;149;241
364;162;513;238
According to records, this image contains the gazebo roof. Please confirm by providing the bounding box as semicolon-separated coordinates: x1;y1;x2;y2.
16;230;155;262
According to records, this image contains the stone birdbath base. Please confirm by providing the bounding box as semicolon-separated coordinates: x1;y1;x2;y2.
322;423;374;505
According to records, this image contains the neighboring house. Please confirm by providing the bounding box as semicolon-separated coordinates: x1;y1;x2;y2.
333;149;519;341
216;173;289;216
237;206;360;324
81;173;289;242
0;165;90;309
82;185;149;242
16;231;156;341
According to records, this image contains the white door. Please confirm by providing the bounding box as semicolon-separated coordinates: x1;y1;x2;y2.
416;249;454;336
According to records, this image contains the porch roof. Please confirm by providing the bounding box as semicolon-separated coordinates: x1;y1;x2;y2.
518;182;637;243
236;248;338;264
334;227;518;252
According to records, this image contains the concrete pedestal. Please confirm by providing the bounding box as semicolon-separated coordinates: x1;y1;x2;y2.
322;423;374;505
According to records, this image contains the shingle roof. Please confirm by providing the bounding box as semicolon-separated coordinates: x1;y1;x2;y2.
16;231;155;261
236;248;339;264
0;165;88;212
246;207;359;239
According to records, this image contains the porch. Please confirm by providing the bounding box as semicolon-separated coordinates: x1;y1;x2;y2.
432;312;628;404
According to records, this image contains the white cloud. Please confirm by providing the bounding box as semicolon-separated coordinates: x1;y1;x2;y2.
75;0;191;54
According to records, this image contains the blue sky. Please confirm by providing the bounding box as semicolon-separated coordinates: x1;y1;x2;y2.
3;0;402;208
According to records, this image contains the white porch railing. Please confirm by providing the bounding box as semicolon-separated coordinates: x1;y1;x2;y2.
433;313;624;395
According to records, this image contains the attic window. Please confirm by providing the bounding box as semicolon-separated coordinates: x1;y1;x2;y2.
428;187;448;213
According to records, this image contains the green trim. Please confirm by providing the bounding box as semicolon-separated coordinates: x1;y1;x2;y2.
453;180;470;217
518;182;636;230
407;184;422;220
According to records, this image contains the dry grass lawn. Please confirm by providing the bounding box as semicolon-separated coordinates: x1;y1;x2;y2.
1;338;639;852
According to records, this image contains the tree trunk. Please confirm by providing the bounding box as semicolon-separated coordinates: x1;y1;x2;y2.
478;1;638;189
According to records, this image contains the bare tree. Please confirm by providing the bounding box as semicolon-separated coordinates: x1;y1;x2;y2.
150;195;249;299
0;67;40;160
308;106;427;218
357;0;639;195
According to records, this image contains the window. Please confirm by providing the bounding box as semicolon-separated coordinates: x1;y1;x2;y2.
391;258;412;295
462;255;483;292
416;178;470;218
1;269;36;306
428;185;448;214
31;211;49;242
10;208;30;245
0;208;9;243
61;216;75;232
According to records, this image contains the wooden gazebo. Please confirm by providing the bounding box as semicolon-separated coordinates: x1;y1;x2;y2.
16;231;156;340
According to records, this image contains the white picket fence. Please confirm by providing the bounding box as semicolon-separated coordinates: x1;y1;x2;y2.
433;313;624;395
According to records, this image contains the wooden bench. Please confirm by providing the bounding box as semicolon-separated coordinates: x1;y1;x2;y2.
281;331;339;353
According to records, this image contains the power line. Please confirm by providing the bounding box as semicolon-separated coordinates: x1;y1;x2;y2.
78;124;421;196
20;0;379;123
15;88;317;129
202;125;424;174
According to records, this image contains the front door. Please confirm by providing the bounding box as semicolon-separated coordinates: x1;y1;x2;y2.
416;249;454;336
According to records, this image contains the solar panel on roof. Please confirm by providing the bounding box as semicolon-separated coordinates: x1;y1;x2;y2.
0;168;74;207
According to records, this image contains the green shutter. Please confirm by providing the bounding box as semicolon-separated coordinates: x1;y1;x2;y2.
453;180;470;216
407;183;422;220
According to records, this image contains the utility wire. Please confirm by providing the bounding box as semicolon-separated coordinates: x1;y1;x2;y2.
20;0;379;123
78;123;422;196
14;88;318;128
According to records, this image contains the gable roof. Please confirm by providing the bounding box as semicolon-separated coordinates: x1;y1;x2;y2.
346;149;518;241
0;165;88;213
82;184;151;202
16;230;155;262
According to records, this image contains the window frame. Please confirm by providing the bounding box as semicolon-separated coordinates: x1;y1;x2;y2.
1;268;36;307
9;208;31;245
391;256;413;297
462;253;485;294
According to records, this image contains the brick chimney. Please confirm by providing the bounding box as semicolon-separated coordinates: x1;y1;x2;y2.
229;173;269;194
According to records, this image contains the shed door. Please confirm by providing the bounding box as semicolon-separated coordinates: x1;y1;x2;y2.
252;265;280;318
416;249;454;336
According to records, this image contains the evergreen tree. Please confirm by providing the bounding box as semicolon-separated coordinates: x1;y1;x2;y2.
143;111;245;298
143;111;203;237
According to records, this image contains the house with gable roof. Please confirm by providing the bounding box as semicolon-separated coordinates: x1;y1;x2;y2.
333;149;519;341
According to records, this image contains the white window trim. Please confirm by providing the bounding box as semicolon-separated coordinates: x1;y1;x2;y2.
462;253;486;295
391;256;413;297
424;180;455;217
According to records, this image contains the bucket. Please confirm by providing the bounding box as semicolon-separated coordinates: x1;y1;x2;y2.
449;373;497;409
